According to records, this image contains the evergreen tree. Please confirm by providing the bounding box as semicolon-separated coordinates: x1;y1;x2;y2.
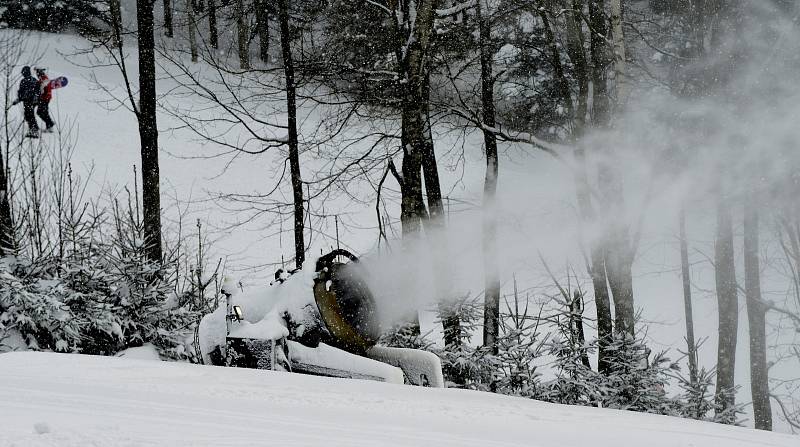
0;0;102;33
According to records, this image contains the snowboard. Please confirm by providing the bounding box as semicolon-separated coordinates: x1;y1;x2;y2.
48;76;68;89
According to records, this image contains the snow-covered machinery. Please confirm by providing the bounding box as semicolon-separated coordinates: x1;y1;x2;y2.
199;249;444;387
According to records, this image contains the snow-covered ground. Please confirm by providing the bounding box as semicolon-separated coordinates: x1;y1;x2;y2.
0;351;796;447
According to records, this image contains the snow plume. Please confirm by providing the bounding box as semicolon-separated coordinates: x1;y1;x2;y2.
612;1;800;211
360;219;487;329
360;1;800;335
359;205;582;331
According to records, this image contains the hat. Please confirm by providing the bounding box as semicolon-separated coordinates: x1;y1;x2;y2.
21;66;30;76
35;67;46;76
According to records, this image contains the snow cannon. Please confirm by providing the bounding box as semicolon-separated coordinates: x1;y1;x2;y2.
311;249;381;354
201;249;444;387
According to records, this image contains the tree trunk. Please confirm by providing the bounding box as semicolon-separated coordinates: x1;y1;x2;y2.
609;0;627;105
136;0;163;263
418;70;458;345
563;0;606;368
714;190;738;422
208;0;218;49
572;291;591;369
477;0;500;355
586;0;614;372
278;0;304;269
0;150;13;255
255;0;269;63
545;0;617;367
589;230;613;371
605;222;635;337
163;0;174;37
236;0;250;69
399;136;426;236
743;203;772;430
421;129;443;224
399;0;437;236
421;71;443;227
187;0;198;62
563;0;588;130
679;207;698;386
601;0;635;338
589;0;610;127
110;0;123;47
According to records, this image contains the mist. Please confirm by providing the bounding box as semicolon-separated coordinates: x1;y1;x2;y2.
347;7;800;429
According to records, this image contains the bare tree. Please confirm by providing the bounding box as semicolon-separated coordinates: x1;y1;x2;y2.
136;0;164;263
278;0;305;268
679;207;698;386
439;0;622;364
601;0;636;337
398;0;438;235
476;0;499;355
255;0;270;63
609;0;626;104
236;0;251;69
154;0;348;270
0;31;34;254
545;0;626;356
110;0;124;46
714;190;737;422
187;0;198;63
582;0;615;371
207;0;219;49
744;198;772;430
164;0;174;37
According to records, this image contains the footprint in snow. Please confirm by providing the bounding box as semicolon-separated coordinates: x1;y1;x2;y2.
33;422;51;435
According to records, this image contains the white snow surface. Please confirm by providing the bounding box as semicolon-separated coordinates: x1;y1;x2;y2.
0;352;796;447
0;329;26;353
366;345;445;387
287;341;405;384
115;343;161;361
228;315;291;340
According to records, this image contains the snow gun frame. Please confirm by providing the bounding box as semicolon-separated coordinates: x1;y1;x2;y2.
224;249;444;387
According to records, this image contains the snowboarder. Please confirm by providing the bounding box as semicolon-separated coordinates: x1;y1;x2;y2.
11;66;40;138
35;68;55;132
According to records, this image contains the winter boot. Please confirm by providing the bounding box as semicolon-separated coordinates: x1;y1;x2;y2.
43;125;55;133
25;129;39;139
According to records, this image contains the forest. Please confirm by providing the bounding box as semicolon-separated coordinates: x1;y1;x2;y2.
0;0;799;435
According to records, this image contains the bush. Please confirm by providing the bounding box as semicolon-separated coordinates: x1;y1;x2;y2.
0;221;200;360
0;138;212;361
385;292;741;425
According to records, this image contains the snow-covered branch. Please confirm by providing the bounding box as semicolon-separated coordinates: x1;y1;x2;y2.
447;106;567;158
435;0;475;17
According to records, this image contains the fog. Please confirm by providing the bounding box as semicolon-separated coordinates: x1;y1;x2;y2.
353;2;800;428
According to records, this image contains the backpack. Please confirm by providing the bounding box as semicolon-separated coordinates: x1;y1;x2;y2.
19;76;39;104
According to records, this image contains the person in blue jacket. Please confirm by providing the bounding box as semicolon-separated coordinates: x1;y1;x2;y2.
11;66;40;138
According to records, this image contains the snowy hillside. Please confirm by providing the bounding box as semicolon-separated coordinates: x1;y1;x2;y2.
0;352;795;447
3;6;800;434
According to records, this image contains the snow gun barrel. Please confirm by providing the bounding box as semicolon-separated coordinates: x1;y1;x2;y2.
313;249;381;354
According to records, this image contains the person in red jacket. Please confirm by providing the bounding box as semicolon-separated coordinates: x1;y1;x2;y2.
34;68;55;132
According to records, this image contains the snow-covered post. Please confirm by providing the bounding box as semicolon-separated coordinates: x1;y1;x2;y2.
222;277;236;359
270;339;277;370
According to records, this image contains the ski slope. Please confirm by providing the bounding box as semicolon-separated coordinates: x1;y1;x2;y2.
4;29;799;432
0;352;796;447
